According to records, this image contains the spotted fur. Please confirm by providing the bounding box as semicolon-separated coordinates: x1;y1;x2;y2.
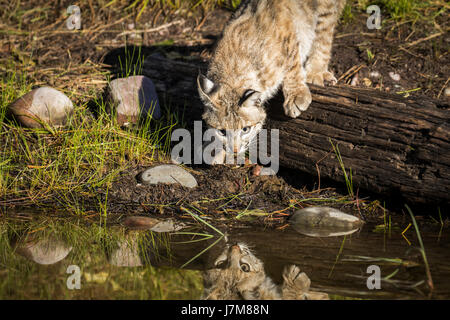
202;243;329;300
198;0;345;161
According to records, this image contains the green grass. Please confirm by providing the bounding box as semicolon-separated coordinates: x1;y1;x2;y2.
0;217;203;299
330;139;354;198
0;52;179;214
342;0;447;24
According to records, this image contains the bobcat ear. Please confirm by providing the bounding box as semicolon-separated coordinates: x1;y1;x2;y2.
198;74;219;111
239;89;261;109
197;74;215;97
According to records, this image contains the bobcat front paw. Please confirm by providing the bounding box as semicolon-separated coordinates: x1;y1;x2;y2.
283;86;312;118
307;70;337;86
282;265;311;291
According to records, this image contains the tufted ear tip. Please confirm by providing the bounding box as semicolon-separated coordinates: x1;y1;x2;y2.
197;73;215;95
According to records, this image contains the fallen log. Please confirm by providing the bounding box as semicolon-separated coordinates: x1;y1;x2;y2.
142;55;449;207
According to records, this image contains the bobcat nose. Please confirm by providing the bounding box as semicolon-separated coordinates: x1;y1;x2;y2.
230;244;241;253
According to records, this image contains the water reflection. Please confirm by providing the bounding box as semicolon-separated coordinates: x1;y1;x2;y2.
1;216;449;300
13;236;72;265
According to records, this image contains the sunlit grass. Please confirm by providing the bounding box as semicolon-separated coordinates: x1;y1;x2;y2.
343;0;447;25
0;59;178;214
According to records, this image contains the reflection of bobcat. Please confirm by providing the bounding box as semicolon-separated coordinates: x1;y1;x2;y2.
202;243;328;300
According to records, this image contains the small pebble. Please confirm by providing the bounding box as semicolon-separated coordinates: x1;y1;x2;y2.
362;78;372;87
444;87;450;98
388;72;401;82
369;71;381;79
350;74;359;86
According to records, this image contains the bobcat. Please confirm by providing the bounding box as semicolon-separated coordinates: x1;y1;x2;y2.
202;243;329;300
198;0;345;163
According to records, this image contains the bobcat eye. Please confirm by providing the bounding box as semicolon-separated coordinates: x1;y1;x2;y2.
240;263;250;272
242;126;250;133
218;129;227;136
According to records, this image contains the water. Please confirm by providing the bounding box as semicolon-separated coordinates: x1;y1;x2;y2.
0;215;448;299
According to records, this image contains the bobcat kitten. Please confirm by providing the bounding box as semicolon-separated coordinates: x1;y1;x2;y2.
202;243;329;300
198;0;345;162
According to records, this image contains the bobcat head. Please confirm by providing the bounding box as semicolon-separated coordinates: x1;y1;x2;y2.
197;74;266;157
202;243;270;300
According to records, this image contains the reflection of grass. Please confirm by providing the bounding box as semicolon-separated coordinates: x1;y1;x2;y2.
178;207;224;269
405;204;434;291
0;218;202;299
328;235;347;278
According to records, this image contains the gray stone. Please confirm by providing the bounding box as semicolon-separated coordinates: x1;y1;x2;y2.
109;238;143;267
290;206;363;237
137;165;197;188
8;87;74;128
107;75;161;126
15;238;72;265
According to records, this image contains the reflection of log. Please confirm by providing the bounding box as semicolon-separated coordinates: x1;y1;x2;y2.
143;55;450;206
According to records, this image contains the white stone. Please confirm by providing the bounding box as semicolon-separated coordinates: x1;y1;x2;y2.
369;71;381;79
138;165;197;188
388;72;401;82
444;87;450;97
8;87;74;128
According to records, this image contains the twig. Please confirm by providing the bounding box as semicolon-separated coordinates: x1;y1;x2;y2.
402;32;443;48
115;19;185;37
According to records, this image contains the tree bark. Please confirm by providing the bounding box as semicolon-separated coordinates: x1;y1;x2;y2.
143;55;450;206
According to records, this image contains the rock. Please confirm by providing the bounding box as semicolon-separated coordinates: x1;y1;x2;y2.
368;71;381;79
123;216;185;232
350;73;359;86
289;207;363;237
362;77;372;87
444;86;450;98
15;238;72;265
107;75;161;126
388;72;401;82
137;164;197;188
8;87;74;128
109;237;143;267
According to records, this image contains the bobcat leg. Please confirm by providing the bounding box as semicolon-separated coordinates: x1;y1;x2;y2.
281;265;311;300
282;57;312;118
306;1;340;86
